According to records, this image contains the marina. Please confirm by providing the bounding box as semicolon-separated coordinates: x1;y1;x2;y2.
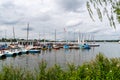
0;42;120;70
0;0;119;79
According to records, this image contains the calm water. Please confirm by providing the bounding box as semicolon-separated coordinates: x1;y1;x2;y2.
0;42;120;70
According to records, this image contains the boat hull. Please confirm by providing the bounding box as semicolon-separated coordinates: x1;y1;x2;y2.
0;54;6;59
4;51;17;57
28;50;40;53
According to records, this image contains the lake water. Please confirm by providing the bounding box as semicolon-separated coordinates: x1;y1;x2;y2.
0;42;120;70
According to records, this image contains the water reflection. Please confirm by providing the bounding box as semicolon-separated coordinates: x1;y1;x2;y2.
64;49;69;54
0;57;6;60
0;48;96;70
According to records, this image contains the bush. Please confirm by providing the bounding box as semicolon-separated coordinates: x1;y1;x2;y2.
0;53;120;80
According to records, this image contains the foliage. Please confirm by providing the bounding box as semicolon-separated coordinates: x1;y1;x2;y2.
0;53;120;80
87;0;120;28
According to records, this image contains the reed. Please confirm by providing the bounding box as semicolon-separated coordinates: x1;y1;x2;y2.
0;53;120;80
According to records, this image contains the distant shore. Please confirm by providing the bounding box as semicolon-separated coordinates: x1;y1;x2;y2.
0;38;119;42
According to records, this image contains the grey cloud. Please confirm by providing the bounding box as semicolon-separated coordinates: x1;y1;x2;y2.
1;1;15;9
0;30;2;33
67;22;83;28
34;14;51;22
22;27;34;31
87;28;105;34
56;0;85;12
41;14;51;21
0;20;20;25
0;2;24;25
88;30;102;34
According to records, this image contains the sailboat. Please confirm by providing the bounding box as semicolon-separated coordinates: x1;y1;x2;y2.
21;23;40;53
79;33;91;49
53;29;60;49
70;32;80;49
63;28;69;49
67;30;81;49
88;34;100;47
41;32;48;50
2;27;19;57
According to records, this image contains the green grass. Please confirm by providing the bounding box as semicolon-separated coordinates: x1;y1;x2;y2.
0;53;120;80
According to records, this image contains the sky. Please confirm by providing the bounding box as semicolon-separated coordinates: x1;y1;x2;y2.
0;0;120;40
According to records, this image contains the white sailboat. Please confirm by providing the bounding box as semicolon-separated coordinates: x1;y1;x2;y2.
5;26;22;56
41;32;48;50
53;29;60;49
63;28;69;49
88;34;100;47
69;31;80;49
79;33;91;49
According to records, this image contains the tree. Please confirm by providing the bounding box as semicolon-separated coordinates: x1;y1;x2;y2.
87;0;120;28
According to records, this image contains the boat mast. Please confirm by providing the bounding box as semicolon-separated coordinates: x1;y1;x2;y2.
43;32;45;45
26;23;29;45
64;28;67;44
13;26;15;45
5;30;7;44
38;32;40;44
55;29;56;45
78;30;80;44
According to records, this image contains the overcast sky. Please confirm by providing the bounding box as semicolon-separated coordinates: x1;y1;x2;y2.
0;0;120;40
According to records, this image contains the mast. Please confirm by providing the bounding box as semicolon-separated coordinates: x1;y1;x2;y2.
13;26;15;44
5;30;7;44
64;28;67;44
55;29;56;45
43;32;45;45
78;30;80;44
74;29;75;42
26;23;29;45
38;32;40;43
